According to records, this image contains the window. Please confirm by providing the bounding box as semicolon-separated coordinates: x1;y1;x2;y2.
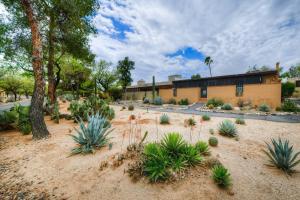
236;83;243;97
201;87;207;98
173;88;177;97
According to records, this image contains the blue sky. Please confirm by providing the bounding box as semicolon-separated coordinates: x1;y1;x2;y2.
91;0;300;83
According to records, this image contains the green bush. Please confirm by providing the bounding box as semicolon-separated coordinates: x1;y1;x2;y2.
160;114;170;124
281;100;299;112
221;103;233;110
108;86;123;101
281;82;295;98
202;114;210;121
69;100;91;121
195;141;210;156
178;98;189;105
235;118;245;125
16;106;31;135
168;98;176;105
259;103;270;112
208;137;218;147
70;113;112;155
186;118;196;126
64;94;76;101
51;102;60;124
206;98;224;107
143;98;150;104
211;165;231;188
218;120;237;137
263;138;300;174
0;110;18;130
143;133;202;182
128;104;134;111
153;96;163;105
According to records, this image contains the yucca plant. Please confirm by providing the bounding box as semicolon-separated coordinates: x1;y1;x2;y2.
160;114;170;124
181;144;202;166
235;118;245;125
218;120;237;137
263;138;300;174
195;141;210;156
70;113;113;155
161;133;187;158
211;165;231;188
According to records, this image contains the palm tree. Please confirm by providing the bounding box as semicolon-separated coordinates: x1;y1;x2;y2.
204;56;213;77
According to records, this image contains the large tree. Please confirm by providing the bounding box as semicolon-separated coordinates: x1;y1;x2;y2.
116;57;135;91
93;60;117;94
0;75;22;101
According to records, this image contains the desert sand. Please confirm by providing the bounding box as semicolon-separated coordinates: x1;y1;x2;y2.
1;102;300;200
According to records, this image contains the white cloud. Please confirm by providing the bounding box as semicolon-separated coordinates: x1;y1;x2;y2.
91;0;300;83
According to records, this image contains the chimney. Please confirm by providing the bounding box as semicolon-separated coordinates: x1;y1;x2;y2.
276;62;280;72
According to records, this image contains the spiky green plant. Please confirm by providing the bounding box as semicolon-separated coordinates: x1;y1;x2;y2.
70;113;113;155
209;137;218;147
211;165;231;188
218;120;237;137
161;133;187;158
263;138;300;174
221;103;233;110
202;115;210;121
195;141;210;156
235;118;245;125
181;144;202;166
160;114;170;124
259;103;270;112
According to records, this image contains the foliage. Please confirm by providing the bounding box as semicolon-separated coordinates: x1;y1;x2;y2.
64;94;76;101
202;114;210;121
280;64;300;78
191;74;201;80
108;86;123;101
168;98;176;105
194;141;210;156
259;103;271;112
128;104;134;111
206;98;224;107
235;118;245;125
221;103;233;110
160;114;170;124
70;113;112;155
178;98;189;105
0;75;22;101
281;82;296;98
93;60;117;93
15;105;31;135
281;99;299;112
247;65;271;73
186;118;196;126
143;133;202;182
263;138;300;174
143;97;150;104
153;96;163;105
0;110;17;131
209;137;218;147
208;104;214;109
69;100;91;121
211;165;231;188
218;120;237;137
204;56;213;77
117;57;135;91
51;102;60;124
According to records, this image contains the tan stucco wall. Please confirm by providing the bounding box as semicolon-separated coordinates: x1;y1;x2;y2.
124;91;157;100
159;89;173;102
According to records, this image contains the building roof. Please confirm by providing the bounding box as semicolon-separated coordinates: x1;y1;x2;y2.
126;81;172;89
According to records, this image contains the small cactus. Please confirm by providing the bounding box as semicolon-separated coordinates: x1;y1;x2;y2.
209;137;218;147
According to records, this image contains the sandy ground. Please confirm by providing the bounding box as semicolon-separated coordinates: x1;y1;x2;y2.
1;102;300;200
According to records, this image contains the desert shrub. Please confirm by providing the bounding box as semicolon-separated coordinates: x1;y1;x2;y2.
143;98;150;104
143;133;202;182
206;98;224;107
186;118;196;127
153;96;163;105
221;103;233;110
209;128;214;135
235;118;245;125
51;102;60;124
128;104;134;111
0;110;18;130
160;114;170;124
178;98;189;105
281;100;299;112
263;138;300;174
16;105;31;135
99;104;115;120
108;86;123;101
202;114;210;121
211;165;231;188
218;120;237;137
281;82;295;98
208;104;214;109
168;98;176;105
69;100;91;121
195;141;210;156
259;103;270;112
208;137;218;147
70;113;112;155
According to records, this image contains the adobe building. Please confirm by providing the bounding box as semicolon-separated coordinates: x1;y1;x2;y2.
126;65;281;108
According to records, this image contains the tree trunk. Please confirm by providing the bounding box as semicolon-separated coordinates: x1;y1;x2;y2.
14;92;17;102
21;0;49;139
47;11;56;111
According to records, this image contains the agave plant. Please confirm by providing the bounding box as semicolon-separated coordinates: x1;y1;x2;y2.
160;114;170;124
211;165;231;188
218;120;237;137
70;113;113;155
263;138;300;174
161;132;187;158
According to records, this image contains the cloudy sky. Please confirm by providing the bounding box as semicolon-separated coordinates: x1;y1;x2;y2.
91;0;300;83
